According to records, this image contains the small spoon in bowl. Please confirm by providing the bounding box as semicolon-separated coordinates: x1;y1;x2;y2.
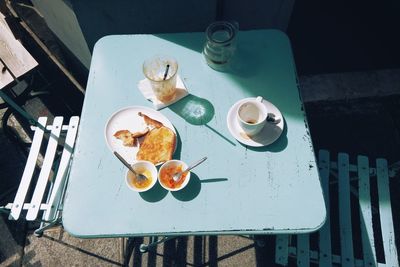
173;157;207;182
114;151;147;181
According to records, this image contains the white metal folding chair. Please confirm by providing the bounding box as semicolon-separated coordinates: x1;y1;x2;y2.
0;90;80;236
275;150;399;267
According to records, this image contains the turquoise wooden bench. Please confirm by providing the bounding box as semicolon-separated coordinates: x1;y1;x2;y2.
275;150;399;266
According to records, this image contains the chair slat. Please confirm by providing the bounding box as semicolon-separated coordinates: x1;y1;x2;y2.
357;156;377;266
297;234;310;267
338;153;355;267
9;117;48;220
275;234;289;266
318;149;333;266
26;117;63;220
376;159;398;267
43;116;79;222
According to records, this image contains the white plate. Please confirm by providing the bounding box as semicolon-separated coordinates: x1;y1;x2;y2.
105;106;176;164
226;98;284;147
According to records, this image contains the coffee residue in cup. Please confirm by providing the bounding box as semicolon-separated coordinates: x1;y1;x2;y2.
245;119;257;124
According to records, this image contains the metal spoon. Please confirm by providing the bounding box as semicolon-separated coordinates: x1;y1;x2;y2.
114;151;147;181
173;157;207;182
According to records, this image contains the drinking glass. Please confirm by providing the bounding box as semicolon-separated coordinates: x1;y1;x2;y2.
143;55;178;102
203;21;239;71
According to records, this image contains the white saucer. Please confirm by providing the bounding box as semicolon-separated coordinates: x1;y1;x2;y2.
226;98;284;147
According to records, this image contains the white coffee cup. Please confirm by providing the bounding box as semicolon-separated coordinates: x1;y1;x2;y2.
237;96;268;136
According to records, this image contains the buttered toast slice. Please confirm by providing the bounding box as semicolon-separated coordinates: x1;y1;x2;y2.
136;126;176;164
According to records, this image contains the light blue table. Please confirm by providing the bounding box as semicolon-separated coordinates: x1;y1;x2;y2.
63;30;326;238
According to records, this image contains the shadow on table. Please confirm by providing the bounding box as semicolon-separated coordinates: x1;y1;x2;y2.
155;33;205;54
169;94;214;125
172;130;182;160
171;173;229;202
139;182;168;202
169;94;237;147
171;173;201;201
140;170;228;203
243;117;288;152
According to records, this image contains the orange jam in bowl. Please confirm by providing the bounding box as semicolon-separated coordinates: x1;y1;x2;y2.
158;160;191;191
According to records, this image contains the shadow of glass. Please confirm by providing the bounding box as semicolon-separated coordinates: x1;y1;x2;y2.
171;173;201;201
170;94;237;145
169;94;214;125
139;182;168;202
243;117;289;152
204;124;237;146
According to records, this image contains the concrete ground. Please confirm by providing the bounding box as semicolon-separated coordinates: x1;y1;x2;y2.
1;0;400;266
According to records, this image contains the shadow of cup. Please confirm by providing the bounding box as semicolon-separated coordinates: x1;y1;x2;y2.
244;117;289;152
169;94;215;125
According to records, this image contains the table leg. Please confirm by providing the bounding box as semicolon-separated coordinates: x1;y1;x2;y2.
123;237;137;266
139;236;176;253
254;236;266;247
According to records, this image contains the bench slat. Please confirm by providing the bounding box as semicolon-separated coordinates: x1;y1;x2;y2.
279;151;398;267
43;116;79;221
26;117;63;220
338;153;355;267
376;159;398;267
318;149;333;266
358;155;377;266
9;117;47;220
